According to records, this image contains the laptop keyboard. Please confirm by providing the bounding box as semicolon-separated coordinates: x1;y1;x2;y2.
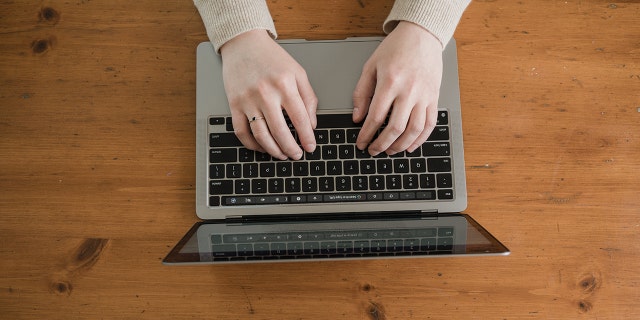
207;111;454;207
209;227;454;261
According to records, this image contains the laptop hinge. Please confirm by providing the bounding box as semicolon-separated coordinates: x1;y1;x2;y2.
224;210;439;225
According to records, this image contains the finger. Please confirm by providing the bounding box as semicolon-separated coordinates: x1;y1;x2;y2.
406;104;439;152
231;108;264;153
352;62;376;123
296;71;318;129
262;102;304;160
385;102;427;154
368;96;414;155
249;113;288;160
282;90;316;154
355;82;396;153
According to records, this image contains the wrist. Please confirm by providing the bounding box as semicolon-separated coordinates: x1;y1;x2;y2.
220;29;272;56
395;21;443;50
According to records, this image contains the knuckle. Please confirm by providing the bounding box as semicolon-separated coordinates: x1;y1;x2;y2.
386;123;406;136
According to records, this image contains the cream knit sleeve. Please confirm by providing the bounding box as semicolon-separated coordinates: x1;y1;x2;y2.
193;0;470;52
383;0;471;47
193;0;277;52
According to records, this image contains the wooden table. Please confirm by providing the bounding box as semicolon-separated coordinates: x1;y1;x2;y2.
1;1;639;318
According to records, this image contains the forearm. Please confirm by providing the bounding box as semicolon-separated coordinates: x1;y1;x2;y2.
193;0;277;52
383;0;471;47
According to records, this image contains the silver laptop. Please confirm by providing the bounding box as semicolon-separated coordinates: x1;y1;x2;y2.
163;37;509;264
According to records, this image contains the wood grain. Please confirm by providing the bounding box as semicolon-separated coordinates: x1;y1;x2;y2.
1;0;639;319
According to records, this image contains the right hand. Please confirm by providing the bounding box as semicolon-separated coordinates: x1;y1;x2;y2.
220;30;318;160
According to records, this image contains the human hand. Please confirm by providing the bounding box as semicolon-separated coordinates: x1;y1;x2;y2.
352;21;443;156
220;30;318;160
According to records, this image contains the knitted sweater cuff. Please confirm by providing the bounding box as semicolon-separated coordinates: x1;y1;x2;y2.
194;0;277;53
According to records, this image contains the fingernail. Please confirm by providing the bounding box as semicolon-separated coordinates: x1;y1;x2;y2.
304;144;316;153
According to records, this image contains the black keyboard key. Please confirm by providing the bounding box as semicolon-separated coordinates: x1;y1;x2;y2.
438;189;454;199
255;152;271;161
352;176;368;190
354;241;370;253
393;159;410;173
235;179;251;194
319;177;334;191
287;242;304;255
293;162;309;176
271;243;287;255
327;161;342;175
437;173;453;188
305;148;321;160
209;196;220;206
339;145;355;159
314;130;329;144
335;176;351;191
320;242;338;254
361;160;376;174
302;178;317;192
276;162;292;177
406;147;421;157
346;129;359;143
309;161;325;176
411;158;427;173
238;148;254;162
209;180;233;195
226;163;241;178
369;176;385;190
421;238;437;251
427;126;449;141
285;178;301;192
243;163;258;178
303;242;320;255
419;174;436;188
377;159;393;174
260;163;276;177
337;241;354;254
437;110;448;125
210;148;237;163
268;178;284;193
355;148;371;159
423;142;450;156
386;175;402;189
330;129;345;143
210;133;242;147
427;157;452;172
252;179;267;193
322;145;338;159
210;164;224;179
343;160;359;175
209;117;225;125
403;174;419;189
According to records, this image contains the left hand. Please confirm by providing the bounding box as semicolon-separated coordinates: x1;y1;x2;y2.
353;21;443;156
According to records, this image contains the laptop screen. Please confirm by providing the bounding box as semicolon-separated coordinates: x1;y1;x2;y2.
163;213;509;265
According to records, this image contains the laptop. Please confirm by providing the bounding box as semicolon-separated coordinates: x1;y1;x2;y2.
163;37;509;265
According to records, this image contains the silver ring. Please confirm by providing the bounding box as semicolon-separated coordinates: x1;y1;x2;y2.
248;116;265;124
